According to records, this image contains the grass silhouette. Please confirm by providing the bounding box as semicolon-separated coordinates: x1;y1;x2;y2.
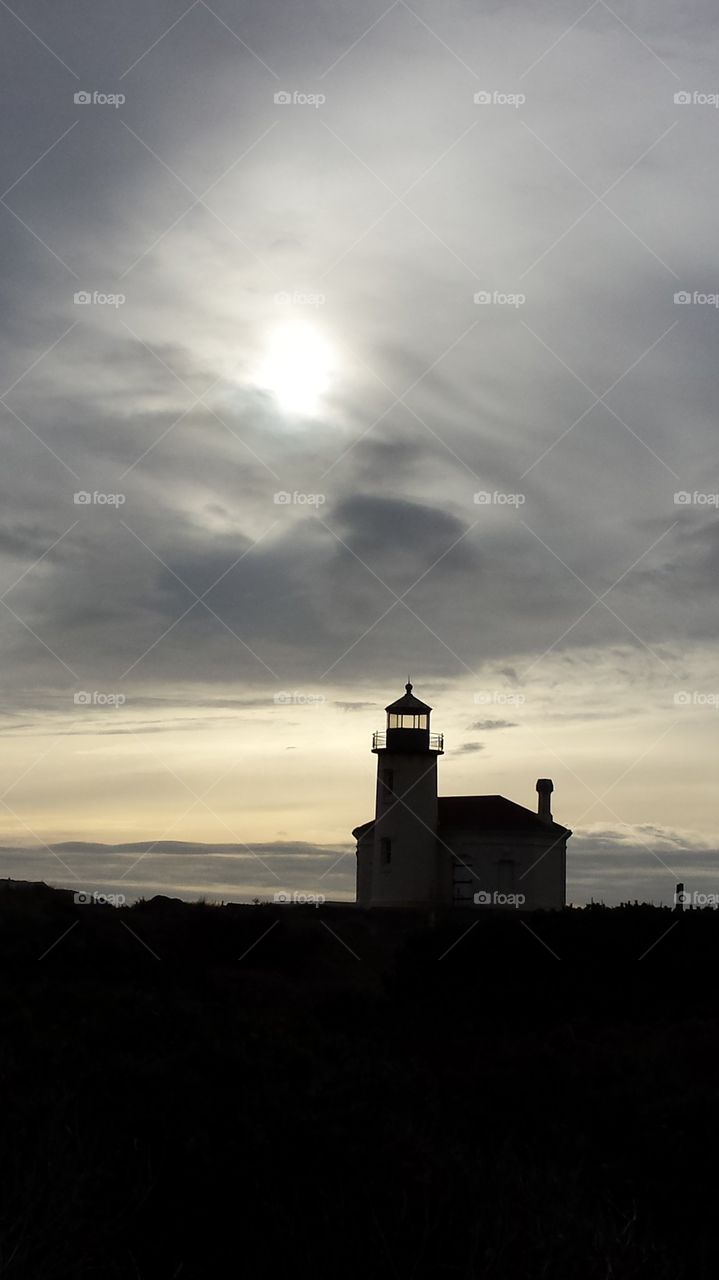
0;883;713;1278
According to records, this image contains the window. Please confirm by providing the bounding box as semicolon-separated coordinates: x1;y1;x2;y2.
387;713;429;731
380;838;392;866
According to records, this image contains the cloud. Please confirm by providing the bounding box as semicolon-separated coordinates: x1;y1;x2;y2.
0;839;356;904
0;1;716;895
569;824;719;905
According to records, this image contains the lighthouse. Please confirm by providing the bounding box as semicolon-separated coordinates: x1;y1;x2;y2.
353;682;571;910
355;682;444;907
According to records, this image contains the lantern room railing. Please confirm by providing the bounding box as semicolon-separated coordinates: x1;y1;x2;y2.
372;730;444;752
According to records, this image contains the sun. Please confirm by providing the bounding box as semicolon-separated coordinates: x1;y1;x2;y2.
255;319;335;416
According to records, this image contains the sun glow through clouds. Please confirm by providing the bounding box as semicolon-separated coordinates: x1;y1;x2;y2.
256;320;335;416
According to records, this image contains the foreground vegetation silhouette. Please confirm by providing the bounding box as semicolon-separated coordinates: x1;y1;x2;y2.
0;882;715;1278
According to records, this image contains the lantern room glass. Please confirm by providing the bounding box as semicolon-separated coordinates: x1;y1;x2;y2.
387;712;429;730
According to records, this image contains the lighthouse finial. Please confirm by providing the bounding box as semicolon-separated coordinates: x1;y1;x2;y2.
406;676;412;694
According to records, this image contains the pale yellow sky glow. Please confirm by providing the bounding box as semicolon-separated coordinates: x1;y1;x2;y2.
2;649;717;905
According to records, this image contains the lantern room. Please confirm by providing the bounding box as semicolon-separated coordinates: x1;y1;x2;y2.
372;682;443;754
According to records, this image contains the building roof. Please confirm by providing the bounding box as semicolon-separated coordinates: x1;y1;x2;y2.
352;794;570;841
439;795;569;836
384;681;433;716
352;819;375;839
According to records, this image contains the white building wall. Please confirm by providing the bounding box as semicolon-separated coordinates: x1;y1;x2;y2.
445;832;566;910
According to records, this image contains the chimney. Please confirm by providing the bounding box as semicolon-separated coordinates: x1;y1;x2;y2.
536;778;554;823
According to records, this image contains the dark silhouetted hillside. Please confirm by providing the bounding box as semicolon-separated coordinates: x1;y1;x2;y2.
0;881;715;1279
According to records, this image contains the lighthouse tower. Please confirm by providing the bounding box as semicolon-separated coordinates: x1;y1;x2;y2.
359;682;444;907
354;682;571;910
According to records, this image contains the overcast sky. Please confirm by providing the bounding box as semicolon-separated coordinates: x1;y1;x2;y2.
1;0;718;906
